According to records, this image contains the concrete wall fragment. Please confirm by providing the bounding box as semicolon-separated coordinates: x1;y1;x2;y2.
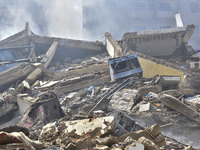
138;57;185;80
105;32;123;58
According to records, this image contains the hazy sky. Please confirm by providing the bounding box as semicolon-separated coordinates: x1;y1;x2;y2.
1;0;82;40
1;0;199;49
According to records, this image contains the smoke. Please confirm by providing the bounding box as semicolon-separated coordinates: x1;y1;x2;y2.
0;0;82;40
0;0;199;50
82;0;200;49
82;0;130;41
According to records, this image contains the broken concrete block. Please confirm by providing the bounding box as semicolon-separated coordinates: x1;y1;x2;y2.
65;143;76;150
123;136;137;146
155;76;181;89
76;138;95;150
25;67;43;85
116;124;165;147
184;95;200;111
137;85;162;99
125;142;144;150
109;89;138;112
93;110;105;117
184;146;195;150
146;124;161;138
94;145;109;150
96;135;116;146
138;137;160;150
154;134;166;147
39;116;114;143
139;102;151;112
114;109;144;137
110;148;123;150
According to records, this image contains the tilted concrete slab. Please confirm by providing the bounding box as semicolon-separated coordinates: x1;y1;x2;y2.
158;93;200;123
121;25;195;57
105;32;123;58
0;63;36;92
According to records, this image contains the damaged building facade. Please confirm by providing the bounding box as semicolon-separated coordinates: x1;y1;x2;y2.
0;4;200;150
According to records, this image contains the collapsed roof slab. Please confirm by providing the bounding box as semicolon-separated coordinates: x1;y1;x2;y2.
32;35;105;61
0;23;106;60
121;25;195;58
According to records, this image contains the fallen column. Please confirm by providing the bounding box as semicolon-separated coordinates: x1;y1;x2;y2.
18;41;59;88
41;40;59;69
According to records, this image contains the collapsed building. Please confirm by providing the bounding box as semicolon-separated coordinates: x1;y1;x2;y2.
0;22;105;92
0;14;200;150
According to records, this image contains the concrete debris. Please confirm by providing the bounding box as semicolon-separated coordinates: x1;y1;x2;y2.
138;102;151;112
158;93;200;123
154;75;181;90
18;91;65;139
105;32;123;58
138;137;160;150
114;109;144;137
121;23;195;58
0;131;44;150
125;142;144;150
109;89;138;111
116;124;165;147
0;18;200;150
39;116;114;139
184;95;200;111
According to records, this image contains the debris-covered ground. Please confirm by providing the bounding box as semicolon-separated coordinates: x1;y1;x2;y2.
0;17;200;149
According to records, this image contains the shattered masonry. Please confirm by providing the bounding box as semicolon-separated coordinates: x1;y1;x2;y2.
0;13;200;150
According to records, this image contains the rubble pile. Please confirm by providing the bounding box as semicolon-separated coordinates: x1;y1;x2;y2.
0;18;200;150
